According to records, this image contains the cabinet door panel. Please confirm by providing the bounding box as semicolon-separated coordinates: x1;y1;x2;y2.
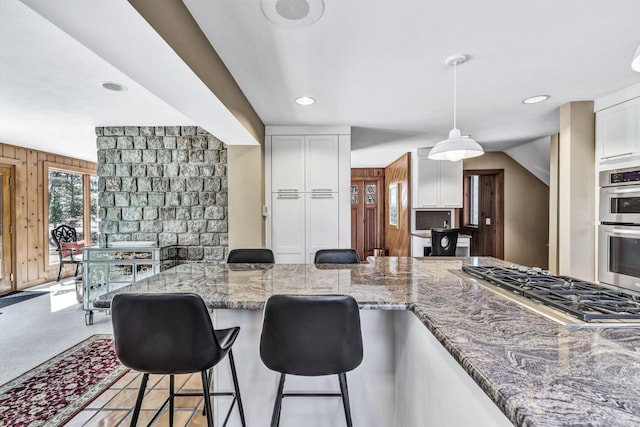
439;160;463;207
417;156;439;207
272;193;306;263
306;135;339;192
271;135;305;191
306;193;339;263
598;99;640;161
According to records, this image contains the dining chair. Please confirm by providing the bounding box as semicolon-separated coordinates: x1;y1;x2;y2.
260;294;363;427
111;293;246;427
51;224;84;281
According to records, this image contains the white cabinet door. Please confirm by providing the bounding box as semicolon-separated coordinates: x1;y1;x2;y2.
439;160;463;207
272;192;305;263
305;135;339;192
415;156;462;208
597;97;640;162
306;192;339;263
271;135;305;191
416;156;439;207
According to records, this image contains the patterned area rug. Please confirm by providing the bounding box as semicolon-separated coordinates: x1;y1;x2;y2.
0;334;128;427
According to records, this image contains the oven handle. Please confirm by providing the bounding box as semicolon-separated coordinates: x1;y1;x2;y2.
603;187;640;194
607;228;640;236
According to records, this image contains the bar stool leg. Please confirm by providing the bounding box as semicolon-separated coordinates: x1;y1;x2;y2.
228;349;247;427
130;373;149;427
169;374;175;427
270;373;286;427
338;373;353;427
201;370;214;427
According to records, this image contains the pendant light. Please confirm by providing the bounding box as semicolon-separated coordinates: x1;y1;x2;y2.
632;43;640;72
428;54;484;161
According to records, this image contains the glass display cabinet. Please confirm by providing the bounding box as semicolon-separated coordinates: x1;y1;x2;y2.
82;245;160;325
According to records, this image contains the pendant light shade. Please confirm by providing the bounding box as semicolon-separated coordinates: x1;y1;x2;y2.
429;54;484;161
632;44;640;72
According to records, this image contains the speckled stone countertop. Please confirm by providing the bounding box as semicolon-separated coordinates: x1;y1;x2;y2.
95;257;640;427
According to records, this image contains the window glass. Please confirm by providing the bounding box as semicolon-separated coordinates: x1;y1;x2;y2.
48;169;89;264
469;175;479;226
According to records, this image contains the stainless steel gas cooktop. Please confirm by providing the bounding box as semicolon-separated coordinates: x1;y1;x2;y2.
462;265;640;327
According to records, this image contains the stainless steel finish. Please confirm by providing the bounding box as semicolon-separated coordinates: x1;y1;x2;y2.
599;166;640;187
599;185;640;223
467;275;640;328
598;224;640;293
600;152;634;161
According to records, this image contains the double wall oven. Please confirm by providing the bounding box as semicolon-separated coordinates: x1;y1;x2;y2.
599;167;640;292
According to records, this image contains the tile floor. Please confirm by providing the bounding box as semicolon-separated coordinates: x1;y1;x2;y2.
64;371;217;427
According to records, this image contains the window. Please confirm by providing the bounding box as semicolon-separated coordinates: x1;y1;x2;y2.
469;175;479;226
463;174;480;227
47;167;97;265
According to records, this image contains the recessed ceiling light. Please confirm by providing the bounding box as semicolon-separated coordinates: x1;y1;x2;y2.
261;0;324;28
102;82;127;92
295;96;316;105
522;95;549;104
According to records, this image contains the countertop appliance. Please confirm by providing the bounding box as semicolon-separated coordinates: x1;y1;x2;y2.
462;265;640;326
599;166;640;292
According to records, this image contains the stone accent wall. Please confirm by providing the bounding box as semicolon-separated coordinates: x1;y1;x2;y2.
95;126;228;263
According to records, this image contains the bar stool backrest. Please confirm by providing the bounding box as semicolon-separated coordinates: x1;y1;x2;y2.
260;294;363;377
314;249;360;264
227;248;275;263
111;293;222;374
430;228;459;256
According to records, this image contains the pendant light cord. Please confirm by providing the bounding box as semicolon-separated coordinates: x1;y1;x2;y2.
453;60;457;130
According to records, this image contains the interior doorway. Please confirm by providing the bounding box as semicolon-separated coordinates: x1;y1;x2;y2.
460;169;504;259
0;165;14;294
351;169;385;260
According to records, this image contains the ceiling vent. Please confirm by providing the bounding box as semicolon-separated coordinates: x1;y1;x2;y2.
261;0;324;28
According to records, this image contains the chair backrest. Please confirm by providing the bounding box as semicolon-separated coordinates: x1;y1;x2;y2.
313;249;360;264
227;248;275;264
260;295;363;376
111;293;222;374
51;224;77;247
431;228;459;256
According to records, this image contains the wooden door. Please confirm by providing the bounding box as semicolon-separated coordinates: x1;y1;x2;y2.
351;171;385;260
0;166;14;294
460;169;504;259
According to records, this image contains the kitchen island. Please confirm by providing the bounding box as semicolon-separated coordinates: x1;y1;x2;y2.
95;257;640;427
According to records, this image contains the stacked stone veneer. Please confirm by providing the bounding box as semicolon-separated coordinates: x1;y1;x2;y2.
96;126;228;264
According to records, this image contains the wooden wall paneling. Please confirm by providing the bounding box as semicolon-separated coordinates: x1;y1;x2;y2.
384;154;411;257
14;147;28;289
27;150;39;283
0;142;96;289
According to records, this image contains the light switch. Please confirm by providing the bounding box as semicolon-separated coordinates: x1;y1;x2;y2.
485;217;491;225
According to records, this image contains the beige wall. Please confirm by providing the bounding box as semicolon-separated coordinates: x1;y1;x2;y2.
556;101;595;281
227;145;265;248
464;152;549;268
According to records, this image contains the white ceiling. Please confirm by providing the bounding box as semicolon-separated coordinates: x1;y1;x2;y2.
1;0;640;166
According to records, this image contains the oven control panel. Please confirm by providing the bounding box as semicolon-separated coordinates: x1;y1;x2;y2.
601;167;640;187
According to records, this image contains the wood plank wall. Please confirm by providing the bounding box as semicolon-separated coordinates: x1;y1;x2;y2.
0;142;97;290
384;153;411;256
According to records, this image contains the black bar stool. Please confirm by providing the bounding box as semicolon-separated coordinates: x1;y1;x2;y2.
260;294;363;427
227;248;275;263
111;293;246;427
314;249;360;264
430;228;459;256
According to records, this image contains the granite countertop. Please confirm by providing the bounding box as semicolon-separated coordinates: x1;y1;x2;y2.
94;257;640;426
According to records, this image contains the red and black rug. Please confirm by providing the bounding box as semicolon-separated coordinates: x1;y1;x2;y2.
0;334;128;427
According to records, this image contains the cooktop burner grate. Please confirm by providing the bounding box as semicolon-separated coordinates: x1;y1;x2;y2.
462;265;640;321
